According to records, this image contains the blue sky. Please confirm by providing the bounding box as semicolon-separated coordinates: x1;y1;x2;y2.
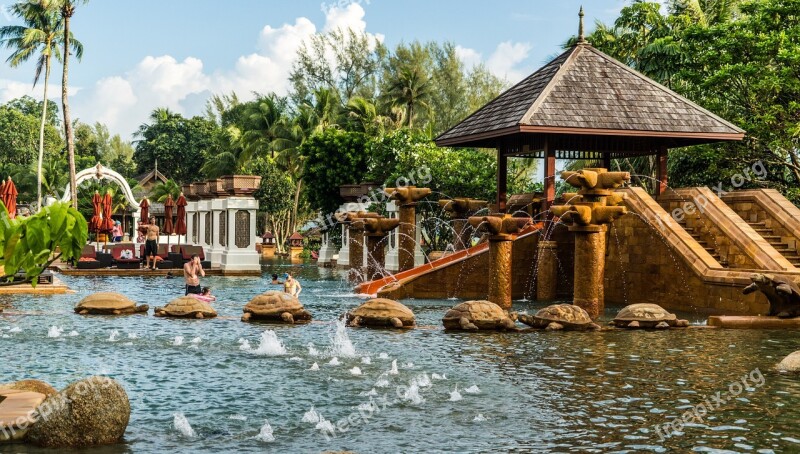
0;0;645;138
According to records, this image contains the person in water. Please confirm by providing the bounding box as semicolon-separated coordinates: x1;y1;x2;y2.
183;254;205;295
283;272;302;297
192;287;216;302
270;273;282;285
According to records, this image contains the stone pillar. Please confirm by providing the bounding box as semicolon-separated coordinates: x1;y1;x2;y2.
439;198;487;251
348;220;366;273
468;214;523;310
337;222;350;267
219;197;260;273
318;230;335;267
536;240;558;301
363;217;399;280
385;187;431;272
385;202;400;272
572;226;606;318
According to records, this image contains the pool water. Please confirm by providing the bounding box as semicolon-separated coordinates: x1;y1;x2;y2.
1;262;800;453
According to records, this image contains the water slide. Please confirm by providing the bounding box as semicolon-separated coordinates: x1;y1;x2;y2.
355;222;544;296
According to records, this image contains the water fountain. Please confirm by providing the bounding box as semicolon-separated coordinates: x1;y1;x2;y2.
467;214;527;310
550;168;630;318
362;217;400;279
438;198;487;251
337;211;379;277
536;240;559;301
385;186;432;272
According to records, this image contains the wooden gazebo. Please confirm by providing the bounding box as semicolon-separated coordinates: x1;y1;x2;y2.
435;10;744;212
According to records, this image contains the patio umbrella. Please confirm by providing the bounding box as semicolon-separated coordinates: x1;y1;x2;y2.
163;194;175;248
139;198;150;241
90;191;103;247
174;193;187;246
3;177;17;219
102;191;114;246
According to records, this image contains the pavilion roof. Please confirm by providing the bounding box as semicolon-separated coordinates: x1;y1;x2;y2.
435;44;744;151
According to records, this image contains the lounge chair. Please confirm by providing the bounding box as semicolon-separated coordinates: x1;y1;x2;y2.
76;245;112;269
139;243;174;269
180;245;211;269
111;246;140;269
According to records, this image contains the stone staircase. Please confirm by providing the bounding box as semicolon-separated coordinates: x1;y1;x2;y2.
674;218;728;267
747;220;800;267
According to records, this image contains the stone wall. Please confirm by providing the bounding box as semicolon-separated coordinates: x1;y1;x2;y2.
723;189;800;254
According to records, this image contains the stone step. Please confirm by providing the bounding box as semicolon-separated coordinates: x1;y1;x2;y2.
762;235;782;240
747;221;766;227
754;228;772;234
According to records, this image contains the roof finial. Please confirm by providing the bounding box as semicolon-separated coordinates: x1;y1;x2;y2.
578;6;587;44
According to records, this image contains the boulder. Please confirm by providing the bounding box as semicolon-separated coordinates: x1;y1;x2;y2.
346;298;415;329
25;376;130;448
777;351;800;372
0;379;57;397
442;300;516;331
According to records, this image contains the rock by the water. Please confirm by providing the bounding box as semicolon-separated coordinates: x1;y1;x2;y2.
25;376;130;448
0;379;57;397
346;298;415;329
154;296;216;319
74;292;148;315
518;304;600;331
442;300;516;331
777;351;800;372
241;291;311;324
612;303;687;329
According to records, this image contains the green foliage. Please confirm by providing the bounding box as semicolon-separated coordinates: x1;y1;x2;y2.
0;201;87;285
301;129;370;214
5;96;59;126
150;179;181;203
134;109;215;183
0;102;63;167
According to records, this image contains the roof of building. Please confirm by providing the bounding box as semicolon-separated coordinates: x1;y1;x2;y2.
435;44;744;151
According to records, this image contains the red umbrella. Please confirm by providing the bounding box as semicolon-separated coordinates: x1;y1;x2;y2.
101;191;114;247
3;177;17;219
175;193;187;246
163;194;175;248
139;198;150;224
90;191;102;233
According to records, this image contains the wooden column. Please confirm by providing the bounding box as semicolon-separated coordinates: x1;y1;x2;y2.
542;143;556;213
656;146;669;196
497;149;507;213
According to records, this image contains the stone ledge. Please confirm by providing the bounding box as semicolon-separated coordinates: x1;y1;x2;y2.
708;315;800;329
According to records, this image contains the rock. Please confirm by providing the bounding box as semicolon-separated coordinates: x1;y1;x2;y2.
0;379;57;397
518;304;599;331
612;303;681;329
241;291;311;324
74;292;148;315
154;296;216;319
346;298;415;329
442;300;516;331
777;351;800;372
25;376;130;448
655;321;670;329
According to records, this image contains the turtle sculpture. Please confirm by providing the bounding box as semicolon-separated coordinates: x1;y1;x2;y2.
743;273;800;318
518;304;601;331
241;291;312;324
611;303;690;329
442;300;517;331
74;292;149;315
346;298;415;329
154;296;217;319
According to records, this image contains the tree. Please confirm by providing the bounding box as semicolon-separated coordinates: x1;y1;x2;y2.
0;0;79;211
247;158;297;253
57;0;87;209
150;179;181;203
240;94;287;161
134;109;216;183
383;65;432;128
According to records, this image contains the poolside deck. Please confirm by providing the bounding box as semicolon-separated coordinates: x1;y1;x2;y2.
53;265;260;277
0;277;71;295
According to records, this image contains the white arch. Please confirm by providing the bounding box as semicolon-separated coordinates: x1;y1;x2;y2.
60;162;140;207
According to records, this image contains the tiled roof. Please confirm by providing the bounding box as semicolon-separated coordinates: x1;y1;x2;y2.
436;44;744;146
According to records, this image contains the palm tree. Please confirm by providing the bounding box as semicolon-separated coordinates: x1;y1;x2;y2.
384;65;432;128
0;1;79;211
57;0;87;209
241;94;285;160
150;179;181;203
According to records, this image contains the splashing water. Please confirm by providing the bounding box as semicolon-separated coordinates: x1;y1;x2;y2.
363;388;378;396
302;407;321;424
449;384;463;401
375;374;390;388
229;414;247;421
315;419;335;433
191;337;201;344
388;359;398;375
243;331;287;356
464;385;481;394
328;357;341;366
238;338;251;351
307;343;320;356
108;330;119;342
350;366;362;375
253;420;275;442
403;380;424;405
68;330;79;337
402;362;415;369
415;373;431;388
173;336;184;346
8;327;21;333
47;326;63;338
173;413;196;438
379;352;389;359
330;318;356;358
308;362;319;371
361;356;372;365
473;414;487;422
432;373;447;380
289;356;303;362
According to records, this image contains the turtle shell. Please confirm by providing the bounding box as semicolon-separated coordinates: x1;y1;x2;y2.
157;296;217;318
613;303;676;327
74;292;143;315
347;298;415;328
442;300;514;331
524;304;594;329
243;291;311;322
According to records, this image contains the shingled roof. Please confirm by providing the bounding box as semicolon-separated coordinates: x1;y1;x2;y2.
435;44;745;149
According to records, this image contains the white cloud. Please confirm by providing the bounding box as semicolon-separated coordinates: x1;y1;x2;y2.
0;78;79;104
455;41;533;84
455;45;482;69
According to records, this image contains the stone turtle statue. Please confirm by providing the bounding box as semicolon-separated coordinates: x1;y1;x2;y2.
154;296;217;319
346;298;415;329
241;291;311;324
442;300;516;331
519;304;601;331
611;303;689;329
743;273;800;318
74;292;148;315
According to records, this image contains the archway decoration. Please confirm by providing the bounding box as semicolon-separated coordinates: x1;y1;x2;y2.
60;163;139;207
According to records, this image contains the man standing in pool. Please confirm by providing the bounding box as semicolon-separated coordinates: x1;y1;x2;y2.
144;216;160;270
283;272;302;298
184;254;205;295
